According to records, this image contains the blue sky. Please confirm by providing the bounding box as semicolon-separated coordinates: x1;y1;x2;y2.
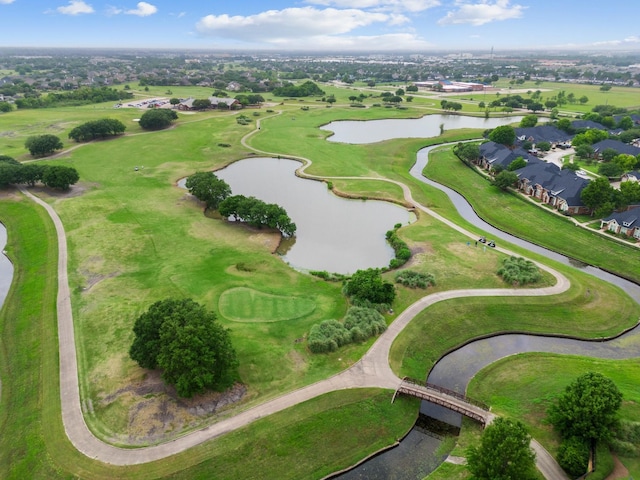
1;0;639;52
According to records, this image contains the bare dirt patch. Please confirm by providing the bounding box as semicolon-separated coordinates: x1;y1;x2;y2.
606;454;630;480
99;370;247;444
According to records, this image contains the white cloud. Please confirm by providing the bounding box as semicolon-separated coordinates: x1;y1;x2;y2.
308;0;440;12
106;5;123;15
438;0;525;26
125;1;157;17
0;0;16;4
57;1;94;15
196;7;400;43
593;36;640;47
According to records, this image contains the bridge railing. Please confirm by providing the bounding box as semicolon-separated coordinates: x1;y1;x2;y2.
402;377;490;411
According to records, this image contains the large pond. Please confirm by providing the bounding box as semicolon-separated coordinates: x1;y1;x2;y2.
214;157;413;274
322;114;527;144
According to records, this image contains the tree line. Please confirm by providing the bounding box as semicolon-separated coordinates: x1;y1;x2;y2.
186;171;297;237
0;156;79;190
14;86;133;109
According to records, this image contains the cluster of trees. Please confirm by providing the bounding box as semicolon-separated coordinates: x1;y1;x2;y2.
597;153;640;178
485;94;544;113
185;171;296;237
0;156;79;190
581;176;640;217
25;134;63;157
547;372;622;477
497;256;542;285
380;91;403;104
454;142;481;166
138;108;178;130
129;298;238;398
233;94;265;106
440;100;462;112
307;306;387;353
219;195;297;237
272;80;324;97
185;171;231;210
68;118;126;142
343;268;396;308
15;86;132;109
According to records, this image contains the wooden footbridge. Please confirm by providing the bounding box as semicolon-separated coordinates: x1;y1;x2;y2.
392;378;494;426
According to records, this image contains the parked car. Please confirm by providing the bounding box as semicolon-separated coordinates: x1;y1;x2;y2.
487;240;496;248
478;236;486;243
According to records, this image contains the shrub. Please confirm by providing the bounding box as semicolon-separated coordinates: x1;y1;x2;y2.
308;307;386;353
557;437;590;478
497;256;542;285
395;270;436;289
385;226;411;268
307;320;352;353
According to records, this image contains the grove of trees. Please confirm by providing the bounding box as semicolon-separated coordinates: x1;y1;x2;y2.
15;86;132;109
129;298;239;398
272;80;324;97
488;125;516;146
68;118;126;142
0;157;79;190
218;194;297;237
185;171;232;210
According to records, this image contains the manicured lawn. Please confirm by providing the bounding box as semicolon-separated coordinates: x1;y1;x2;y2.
423;147;640;284
218;287;317;322
467;353;640;479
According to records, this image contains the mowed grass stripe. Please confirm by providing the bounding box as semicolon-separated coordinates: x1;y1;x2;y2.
219;287;316;322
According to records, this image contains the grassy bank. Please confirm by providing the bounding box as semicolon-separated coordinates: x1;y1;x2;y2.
467;353;640;478
424;146;640;284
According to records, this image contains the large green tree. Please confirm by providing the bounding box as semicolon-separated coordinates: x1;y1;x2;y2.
129;298;239;398
466;417;537;480
548;372;622;442
24;134;63;157
138;108;178;130
493;170;519;190
344;268;395;306
519;114;538;128
41;165;79;190
580;177;614;215
185;171;231;210
488;125;516;146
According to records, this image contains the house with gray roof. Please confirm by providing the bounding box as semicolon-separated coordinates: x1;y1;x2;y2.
600;208;640;240
592;139;640;158
622;171;640;183
515;125;573;145
515;162;591;215
478;141;541;171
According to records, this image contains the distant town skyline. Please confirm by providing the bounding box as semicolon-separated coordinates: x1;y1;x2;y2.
1;0;639;53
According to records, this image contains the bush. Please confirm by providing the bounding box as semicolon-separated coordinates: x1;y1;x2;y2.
497;256;542;285
308;307;386;353
138;108;177;130
395;270;436;289
385;226;411;268
557;437;590;478
343;268;395;305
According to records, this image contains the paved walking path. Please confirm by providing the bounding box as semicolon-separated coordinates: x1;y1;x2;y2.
19;129;571;478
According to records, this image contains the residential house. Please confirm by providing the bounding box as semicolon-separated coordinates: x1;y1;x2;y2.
515;125;573;147
600;208;640;240
592;139;640;159
478;141;541;170
178;97;241;111
622;171;640;183
516;162;591;215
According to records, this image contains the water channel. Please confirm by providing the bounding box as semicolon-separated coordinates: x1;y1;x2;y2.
0;224;13;307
